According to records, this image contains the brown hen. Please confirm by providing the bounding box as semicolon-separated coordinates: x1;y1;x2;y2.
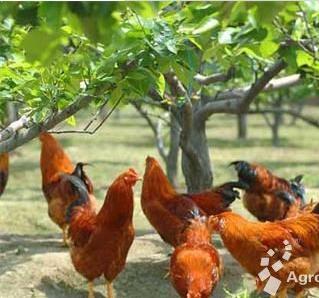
230;161;305;221
170;215;222;298
67;168;140;298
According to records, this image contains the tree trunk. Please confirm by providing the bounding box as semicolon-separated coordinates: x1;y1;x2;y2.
289;102;304;126
181;121;213;193
272;110;281;147
237;113;247;139
271;96;283;147
166;114;180;188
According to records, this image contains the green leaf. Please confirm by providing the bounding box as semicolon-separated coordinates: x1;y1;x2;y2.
21;28;66;65
38;3;64;29
66;115;76;126
260;40;279;58
109;86;123;106
193;18;219;35
172;61;193;86
237;45;262;60
218;27;239;44
296;51;314;67
154;72;165;97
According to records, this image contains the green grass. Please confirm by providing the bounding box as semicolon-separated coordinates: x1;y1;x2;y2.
1;105;319;235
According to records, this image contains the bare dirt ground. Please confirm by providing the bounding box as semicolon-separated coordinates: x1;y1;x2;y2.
0;231;260;298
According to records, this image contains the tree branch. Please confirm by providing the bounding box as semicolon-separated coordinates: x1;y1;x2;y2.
297;3;317;60
0;95;95;153
248;108;319;128
261;112;274;128
132;102;168;163
0;115;31;142
194;67;235;86
239;59;287;111
51;96;122;135
196;61;301;121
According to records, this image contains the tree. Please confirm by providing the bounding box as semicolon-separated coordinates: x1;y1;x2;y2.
0;2;318;192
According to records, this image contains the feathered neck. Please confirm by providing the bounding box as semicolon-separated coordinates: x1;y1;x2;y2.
97;178;134;225
39;133;74;184
142;157;177;201
182;218;210;245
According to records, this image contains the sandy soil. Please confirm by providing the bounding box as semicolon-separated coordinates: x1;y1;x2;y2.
0;232;261;298
2;231;317;298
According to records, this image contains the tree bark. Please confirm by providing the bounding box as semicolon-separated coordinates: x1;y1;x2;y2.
166;114;180;188
0;95;95;153
181;120;212;193
272;109;282;147
237;113;247;139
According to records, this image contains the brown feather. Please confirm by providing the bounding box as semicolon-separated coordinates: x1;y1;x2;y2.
170;218;222;298
238;162;303;221
209;211;319;293
39;133;96;230
141;156;205;247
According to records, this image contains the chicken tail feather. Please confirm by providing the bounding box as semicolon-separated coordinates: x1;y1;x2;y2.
65;175;90;223
312;202;319;215
229;160;256;185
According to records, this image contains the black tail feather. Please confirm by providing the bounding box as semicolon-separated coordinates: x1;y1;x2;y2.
229;160;256;186
65;175;89;223
312;203;319;215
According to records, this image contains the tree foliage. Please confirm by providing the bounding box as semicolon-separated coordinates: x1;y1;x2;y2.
0;2;318;123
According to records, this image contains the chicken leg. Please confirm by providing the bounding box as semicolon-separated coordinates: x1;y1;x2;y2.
62;225;68;246
106;281;114;298
295;290;306;298
270;288;287;298
88;281;95;298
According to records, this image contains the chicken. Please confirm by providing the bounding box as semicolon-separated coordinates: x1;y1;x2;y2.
230;161;305;221
66;168;140;298
170;214;222;298
39;132;96;244
0;153;9;197
141;156;244;247
209;208;319;297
